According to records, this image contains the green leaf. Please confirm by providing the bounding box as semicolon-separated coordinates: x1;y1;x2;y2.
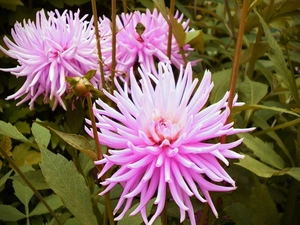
0;205;26;221
237;133;285;169
238;76;268;124
225;202;252;225
235;155;280;178
0;135;12;151
286;167;300;181
79;152;95;177
9;108;31;123
0;121;31;144
0;170;13;189
0;136;12;157
0;0;23;4
251;114;293;166
139;0;154;9
63;0;90;6
30;194;63;216
168;9;186;47
118;198;158;225
0;0;23;10
38;141;97;225
12;143;41;167
233;104;300;117
47;0;64;8
13;180;34;207
11;170;49;190
15;121;31;134
185;30;204;53
175;1;193;19
248;182;280;225
210;69;232;103
32;122;51;147
256;10;300;105
48;212;73;225
47;127;97;161
153;0;167;20
66;100;85;134
238;76;268;105
84;70;96;81
64;217;82;225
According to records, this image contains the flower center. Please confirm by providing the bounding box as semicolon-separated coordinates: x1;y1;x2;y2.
47;47;67;63
149;109;180;146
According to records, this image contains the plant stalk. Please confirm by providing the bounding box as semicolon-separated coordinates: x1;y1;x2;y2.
87;95;103;161
91;0;105;90
86;94;115;225
122;0;127;13
167;0;175;59
111;0;117;91
0;147;62;225
161;196;168;225
227;0;250;110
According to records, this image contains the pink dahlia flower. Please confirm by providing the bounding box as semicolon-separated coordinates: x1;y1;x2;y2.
85;62;253;224
102;8;193;77
0;9;99;110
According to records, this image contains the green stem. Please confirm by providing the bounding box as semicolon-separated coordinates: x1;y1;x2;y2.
86;95;115;225
0;147;62;225
91;0;105;89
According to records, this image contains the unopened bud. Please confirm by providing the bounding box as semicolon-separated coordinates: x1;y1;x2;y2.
73;77;90;97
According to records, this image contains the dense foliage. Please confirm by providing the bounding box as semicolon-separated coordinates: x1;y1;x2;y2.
0;0;299;225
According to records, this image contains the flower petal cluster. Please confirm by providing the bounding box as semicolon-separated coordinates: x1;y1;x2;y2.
101;8;193;77
0;9;99;110
86;62;253;225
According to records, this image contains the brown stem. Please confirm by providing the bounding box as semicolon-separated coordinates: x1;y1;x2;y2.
161;196;168;225
91;0;105;89
227;0;250;109
122;0;127;13
111;0;117;91
220;0;250;144
0;147;62;225
87;94;103;161
167;0;175;59
86;95;115;225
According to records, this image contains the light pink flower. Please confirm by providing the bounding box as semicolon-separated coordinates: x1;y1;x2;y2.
86;62;253;225
102;8;193;78
0;9;99;110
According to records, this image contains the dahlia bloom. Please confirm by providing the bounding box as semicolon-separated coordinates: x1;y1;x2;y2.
0;9;99;110
101;8;193;77
85;62;253;224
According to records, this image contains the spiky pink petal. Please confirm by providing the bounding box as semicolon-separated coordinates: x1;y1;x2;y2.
86;62;254;224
